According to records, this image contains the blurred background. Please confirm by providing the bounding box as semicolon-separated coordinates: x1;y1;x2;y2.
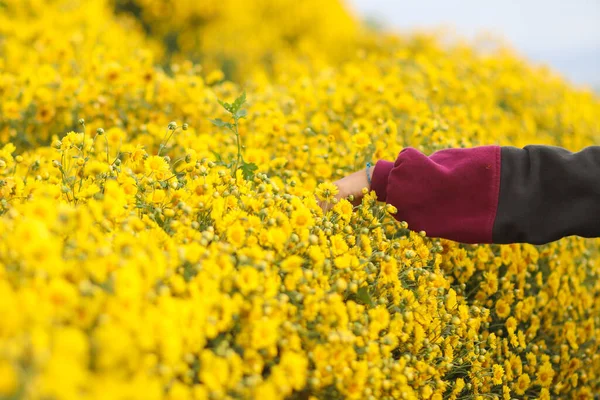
349;0;600;89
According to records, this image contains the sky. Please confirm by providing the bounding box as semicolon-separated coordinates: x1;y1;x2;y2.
348;0;600;88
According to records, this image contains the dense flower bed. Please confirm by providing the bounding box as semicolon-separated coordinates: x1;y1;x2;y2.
0;0;599;399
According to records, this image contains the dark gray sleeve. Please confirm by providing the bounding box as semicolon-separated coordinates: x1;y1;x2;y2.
492;145;600;245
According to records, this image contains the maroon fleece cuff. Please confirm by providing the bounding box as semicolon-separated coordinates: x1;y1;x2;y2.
371;160;395;202
370;146;501;244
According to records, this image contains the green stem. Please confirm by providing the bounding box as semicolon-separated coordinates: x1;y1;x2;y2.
158;127;179;156
232;118;242;177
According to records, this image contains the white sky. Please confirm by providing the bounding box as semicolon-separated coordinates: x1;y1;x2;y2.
348;0;600;87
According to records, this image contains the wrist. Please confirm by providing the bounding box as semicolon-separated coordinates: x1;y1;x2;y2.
366;162;373;186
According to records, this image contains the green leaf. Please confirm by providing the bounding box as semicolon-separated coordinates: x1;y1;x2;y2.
217;99;232;112
231;91;246;113
182;262;198;282
97;277;115;294
356;286;374;307
209;118;232;129
240;161;258;180
209;151;231;167
210;149;224;163
234;109;248;120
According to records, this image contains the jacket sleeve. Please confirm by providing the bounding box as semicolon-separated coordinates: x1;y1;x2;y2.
370;145;600;245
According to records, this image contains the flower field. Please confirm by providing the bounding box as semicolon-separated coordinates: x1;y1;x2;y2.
1;0;600;399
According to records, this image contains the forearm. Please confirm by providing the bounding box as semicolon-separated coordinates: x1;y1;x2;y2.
371;145;600;244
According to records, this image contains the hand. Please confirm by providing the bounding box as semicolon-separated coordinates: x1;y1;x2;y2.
334;167;373;206
317;167;374;211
